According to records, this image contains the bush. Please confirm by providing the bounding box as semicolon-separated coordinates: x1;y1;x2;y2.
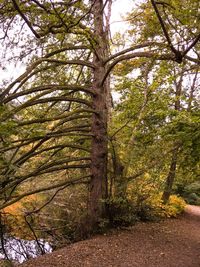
131;194;186;221
182;182;200;205
104;193;186;227
106;197;138;227
164;195;186;217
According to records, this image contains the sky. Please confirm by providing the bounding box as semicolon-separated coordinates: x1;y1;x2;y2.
110;0;134;34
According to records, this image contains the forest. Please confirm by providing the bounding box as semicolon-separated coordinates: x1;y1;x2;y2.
0;0;199;263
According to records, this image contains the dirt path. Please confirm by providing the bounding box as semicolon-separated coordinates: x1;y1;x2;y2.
19;205;200;267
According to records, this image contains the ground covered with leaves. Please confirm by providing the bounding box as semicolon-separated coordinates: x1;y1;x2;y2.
18;205;200;267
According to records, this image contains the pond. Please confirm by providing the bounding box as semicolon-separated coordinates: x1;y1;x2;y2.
0;236;52;263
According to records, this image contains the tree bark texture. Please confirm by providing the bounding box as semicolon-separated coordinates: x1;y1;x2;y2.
88;0;109;226
162;148;178;204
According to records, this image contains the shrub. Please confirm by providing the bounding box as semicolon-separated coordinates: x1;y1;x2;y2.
106;197;138;227
182;182;200;205
164;195;186;217
131;193;186;221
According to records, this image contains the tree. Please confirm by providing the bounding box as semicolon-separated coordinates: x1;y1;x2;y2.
0;0;199;234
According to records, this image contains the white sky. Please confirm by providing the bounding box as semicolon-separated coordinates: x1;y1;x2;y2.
110;0;134;34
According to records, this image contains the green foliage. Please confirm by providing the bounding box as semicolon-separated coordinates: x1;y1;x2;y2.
131;194;186;221
182;182;200;205
0;259;13;267
106;197;138;227
103;192;186;227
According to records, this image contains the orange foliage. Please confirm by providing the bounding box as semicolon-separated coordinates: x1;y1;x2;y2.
2;195;41;239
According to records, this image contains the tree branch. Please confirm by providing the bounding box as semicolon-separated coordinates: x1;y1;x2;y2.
2;97;92;121
0;175;90;210
101;51;174;86
104;42;165;63
150;0;183;63
182;33;200;57
151;0;176;52
0;58;94;102
3;84;94;104
0;160;90;196
11;0;40;38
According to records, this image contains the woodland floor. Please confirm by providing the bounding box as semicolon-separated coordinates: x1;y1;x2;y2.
19;205;200;267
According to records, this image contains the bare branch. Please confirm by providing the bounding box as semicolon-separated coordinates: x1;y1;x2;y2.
17;113;92;126
0;159;90;196
182;33;200;57
11;0;40;38
150;0;183;63
150;0;175;52
0;175;90;210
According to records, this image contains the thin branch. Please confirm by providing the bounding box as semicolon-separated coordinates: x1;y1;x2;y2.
42;58;94;68
19;156;91;177
3;84;94;104
45;45;89;58
0;163;90;196
150;0;183;62
187;68;199;111
30;0;49;12
17;113;91;126
0;175;90;210
24;181;77;216
150;0;176;53
1;132;93;149
185;55;200;64
0;58;94;101
126;142;182;183
2;97;92;120
155;1;175;9
0;213;10;260
11;0;40;38
105;42;164;63
20;144;90;160
182;33;200;57
24;215;45;255
101;51;174;86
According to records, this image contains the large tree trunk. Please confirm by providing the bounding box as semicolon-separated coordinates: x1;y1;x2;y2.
162;148;178;204
87;0;109;228
162;71;183;203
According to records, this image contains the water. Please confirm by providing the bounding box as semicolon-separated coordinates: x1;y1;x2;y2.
0;236;52;263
